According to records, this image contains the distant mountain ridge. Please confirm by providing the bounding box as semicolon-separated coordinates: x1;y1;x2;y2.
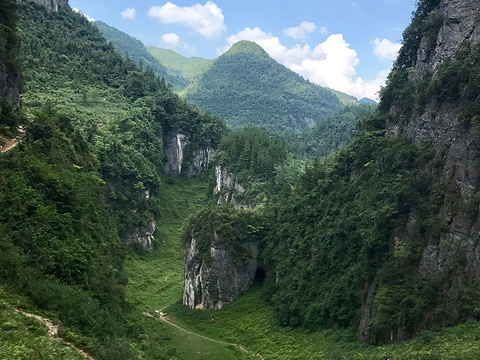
145;46;213;84
95;21;188;91
184;40;343;134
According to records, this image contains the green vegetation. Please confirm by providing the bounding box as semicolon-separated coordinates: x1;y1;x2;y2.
3;0;480;358
167;285;480;360
95;21;187;91
286;103;376;158
215;126;288;195
0;287;87;360
146;46;214;85
185;40;343;134
0;1;226;358
19;0;225;233
379;0;442;117
0;0;21;135
263;125;445;341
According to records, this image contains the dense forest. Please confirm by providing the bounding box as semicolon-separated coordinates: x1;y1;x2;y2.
184;0;480;346
3;0;480;358
185;40;343;134
0;1;225;358
95;20;188;92
99;25;362;159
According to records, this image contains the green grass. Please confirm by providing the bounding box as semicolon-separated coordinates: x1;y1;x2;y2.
126;172;480;360
166;285;480;360
0;286;86;360
125;172;213;311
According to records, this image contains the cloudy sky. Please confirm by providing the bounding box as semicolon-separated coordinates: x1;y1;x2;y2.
70;0;417;100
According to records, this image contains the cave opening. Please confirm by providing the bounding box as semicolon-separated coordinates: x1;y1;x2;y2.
255;267;266;284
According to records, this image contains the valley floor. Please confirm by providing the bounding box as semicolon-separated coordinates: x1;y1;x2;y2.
125;172;480;360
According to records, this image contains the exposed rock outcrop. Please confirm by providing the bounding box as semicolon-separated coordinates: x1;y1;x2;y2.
163;131;214;176
359;0;480;341
183;233;259;310
213;166;246;208
30;0;69;12
164;132;188;175
186;147;214;177
122;219;156;250
0;61;20;108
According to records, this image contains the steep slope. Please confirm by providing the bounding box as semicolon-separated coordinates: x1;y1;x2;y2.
0;1;226;357
146;46;213;84
373;0;480;338
95;20;188;92
261;0;480;345
184;40;343;134
0;0;21;110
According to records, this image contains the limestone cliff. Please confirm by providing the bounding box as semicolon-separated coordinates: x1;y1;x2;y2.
122;219;156;250
163;131;214;176
0;61;20;108
183;232;259;310
30;0;68;12
213;166;246;208
0;1;20;108
359;0;480;341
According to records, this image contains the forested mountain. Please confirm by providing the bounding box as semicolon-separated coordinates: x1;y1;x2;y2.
267;0;480;343
4;0;480;358
146;46;214;85
183;0;480;346
0;0;225;357
286;103;376;158
95;20;188;91
184;40;343;134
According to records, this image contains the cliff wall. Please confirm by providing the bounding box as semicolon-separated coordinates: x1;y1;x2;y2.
183;233;259;310
360;0;480;341
163;131;214;176
30;0;68;12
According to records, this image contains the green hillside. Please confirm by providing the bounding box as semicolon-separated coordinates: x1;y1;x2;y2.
95;20;188;91
184;40;343;134
0;1;224;357
3;0;480;359
146;46;213;84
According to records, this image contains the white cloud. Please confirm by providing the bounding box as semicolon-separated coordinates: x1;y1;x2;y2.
148;1;226;40
219;28;390;101
161;33;197;55
283;21;317;39
121;8;136;20
373;38;401;60
72;7;94;22
162;33;180;47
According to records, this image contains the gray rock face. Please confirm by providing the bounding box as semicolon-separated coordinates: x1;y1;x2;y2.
183;233;259;310
432;0;480;70
0;60;20;108
213;166;246;208
164;133;188;175
163;131;214;176
359;0;480;341
122;219;156;250
186;147;214;177
30;0;69;12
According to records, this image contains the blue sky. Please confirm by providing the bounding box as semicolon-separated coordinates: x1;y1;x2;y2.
69;0;417;100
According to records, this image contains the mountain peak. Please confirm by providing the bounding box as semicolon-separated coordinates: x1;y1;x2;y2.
223;40;269;57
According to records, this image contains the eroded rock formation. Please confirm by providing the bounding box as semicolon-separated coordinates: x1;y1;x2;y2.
359;0;480;341
30;0;69;12
213;166;246;208
183;233;259;310
122;219;156;250
163;131;214;176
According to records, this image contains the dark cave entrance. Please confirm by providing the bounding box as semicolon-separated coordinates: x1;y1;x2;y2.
254;267;266;284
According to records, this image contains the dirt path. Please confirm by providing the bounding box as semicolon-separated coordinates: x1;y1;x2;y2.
0;136;18;152
16;310;95;360
144;310;263;359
